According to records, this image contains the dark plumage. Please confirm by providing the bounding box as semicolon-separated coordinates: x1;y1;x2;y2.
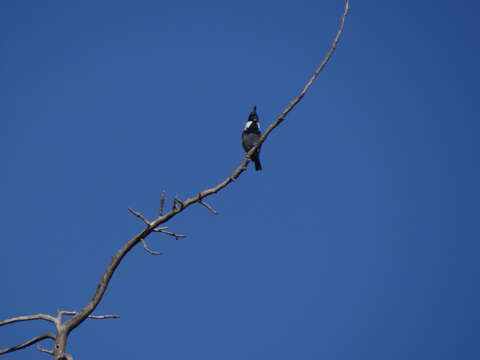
241;106;262;171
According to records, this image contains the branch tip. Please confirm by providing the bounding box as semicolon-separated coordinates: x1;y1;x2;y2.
0;333;55;355
128;208;151;225
141;238;163;255
159;229;186;240
58;311;120;319
199;200;219;215
36;344;54;355
159;191;167;216
172;196;184;211
0;314;55;326
153;226;168;232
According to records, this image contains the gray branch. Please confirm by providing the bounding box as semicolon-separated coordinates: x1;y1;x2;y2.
58;311;120;320
64;0;349;338
141;238;163;255
199;199;219;214
0;314;56;327
0;333;55;355
0;2;350;358
37;344;54;355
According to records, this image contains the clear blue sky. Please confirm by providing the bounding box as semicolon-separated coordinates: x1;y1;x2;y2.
1;0;479;359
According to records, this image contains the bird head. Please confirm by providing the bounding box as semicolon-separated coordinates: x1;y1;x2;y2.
248;106;258;122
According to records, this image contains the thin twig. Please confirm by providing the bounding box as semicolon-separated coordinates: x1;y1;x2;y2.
0;314;55;327
128;208;151;226
0;334;55;355
141;238;162;255
59;311;120;319
84;314;120;319
36;344;54;355
244;0;350;163
152;226;168;232
159;191;167;216
173;196;184;211
0;4;350;358
199;200;218;215
159;229;186;240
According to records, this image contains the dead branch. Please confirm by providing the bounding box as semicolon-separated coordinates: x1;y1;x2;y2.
0;314;56;326
128;208;151;226
37;344;54;355
141;238;163;255
151;226;185;239
0;310;119;357
63;0;349;338
1;1;349;358
152;226;168;231
173;196;184;211
58;311;120;320
0;333;55;355
157;229;186;240
199;199;219;215
159;191;167;215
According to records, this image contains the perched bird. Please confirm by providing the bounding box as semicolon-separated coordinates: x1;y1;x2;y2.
241;106;262;171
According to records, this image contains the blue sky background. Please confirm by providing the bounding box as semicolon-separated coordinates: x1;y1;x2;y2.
1;0;479;359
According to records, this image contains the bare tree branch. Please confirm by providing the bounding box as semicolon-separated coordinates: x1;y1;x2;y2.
0;2;349;358
152;226;168;231
157;229;186;240
159;191;167;216
141;238;163;255
199;199;219;215
173;196;184;211
58;311;120;320
63;0;349;340
244;0;351;160
151;226;185;239
0;310;119;357
128;208;151;226
0;333;55;355
37;344;54;355
0;314;56;327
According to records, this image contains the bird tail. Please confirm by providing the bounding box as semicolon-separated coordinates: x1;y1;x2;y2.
254;157;262;171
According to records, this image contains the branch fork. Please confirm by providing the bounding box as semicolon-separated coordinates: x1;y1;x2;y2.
0;311;119;357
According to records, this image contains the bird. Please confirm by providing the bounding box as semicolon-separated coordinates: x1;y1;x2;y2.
241;106;262;171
